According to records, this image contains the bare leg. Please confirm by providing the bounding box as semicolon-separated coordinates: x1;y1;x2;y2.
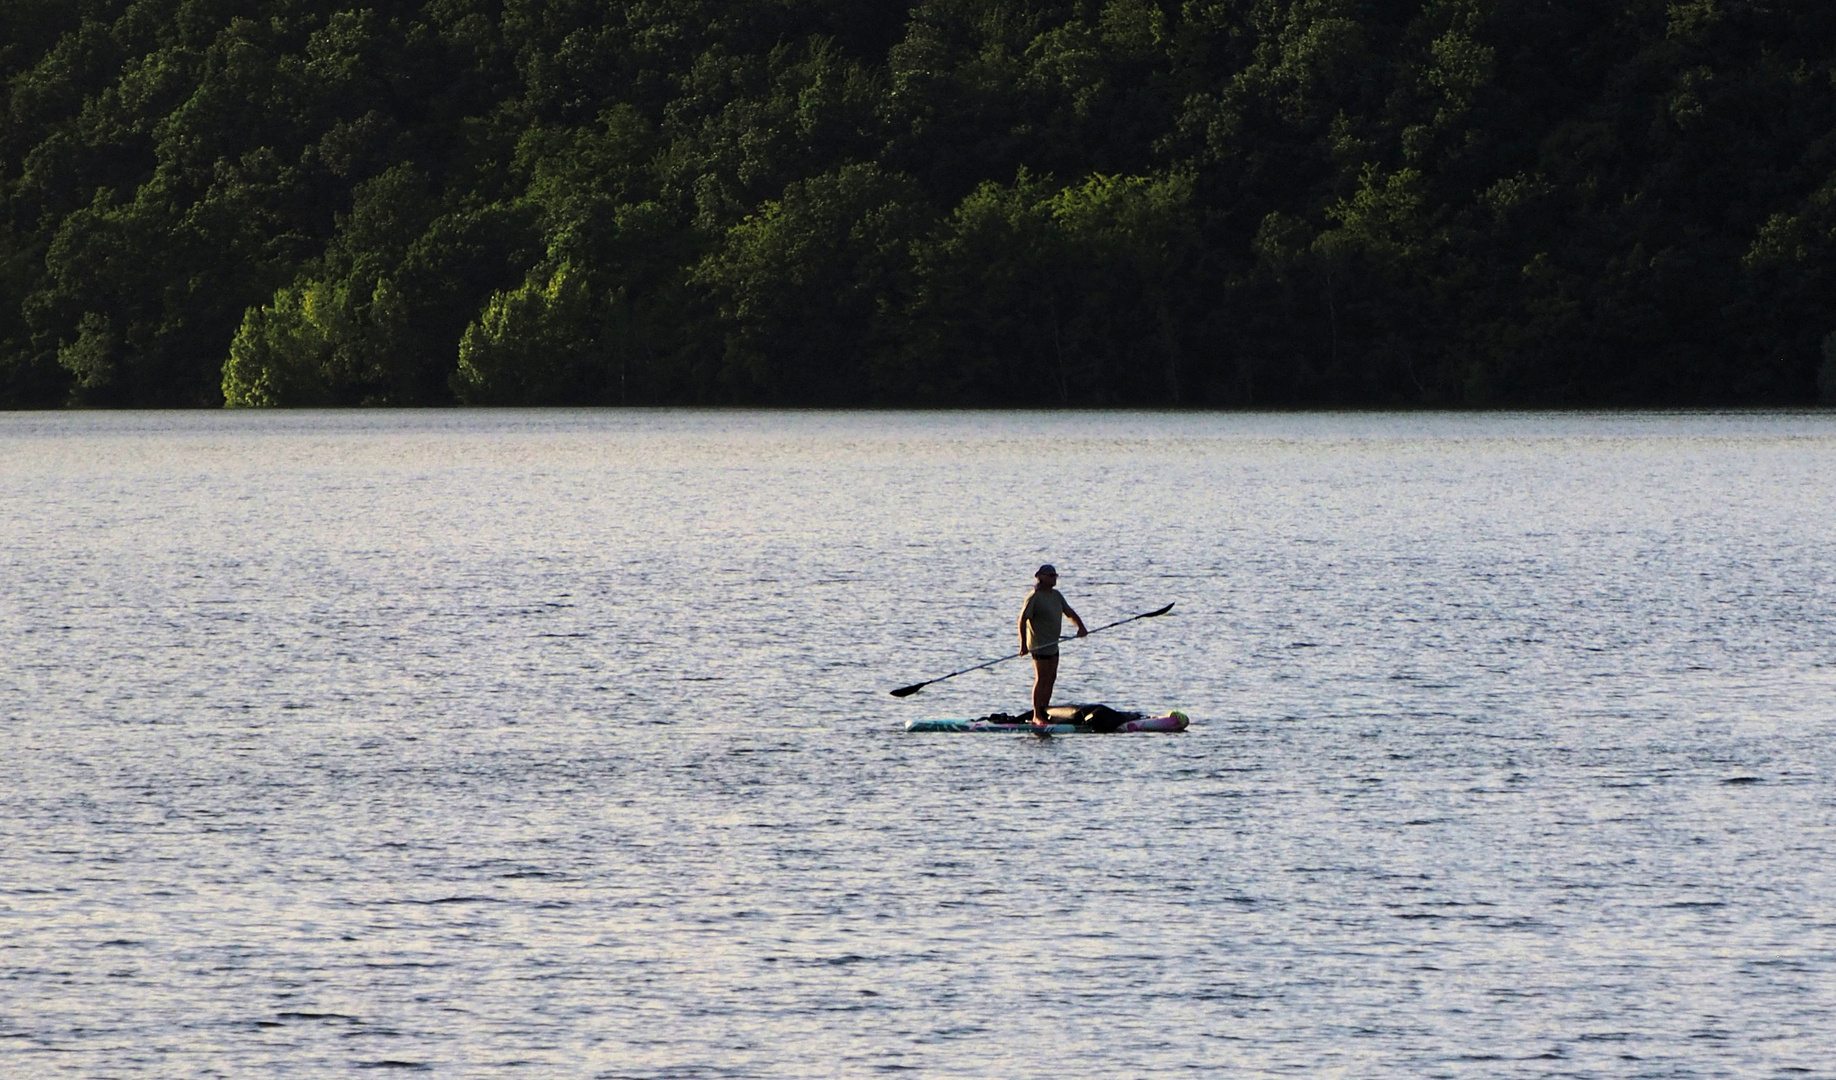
1031;653;1058;727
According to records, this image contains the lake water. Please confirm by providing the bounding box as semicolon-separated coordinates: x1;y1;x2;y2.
2;409;1833;1078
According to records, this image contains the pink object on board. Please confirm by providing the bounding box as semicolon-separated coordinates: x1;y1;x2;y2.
1121;712;1189;733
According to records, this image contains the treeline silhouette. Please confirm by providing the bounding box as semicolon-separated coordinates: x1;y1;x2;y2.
3;0;1835;408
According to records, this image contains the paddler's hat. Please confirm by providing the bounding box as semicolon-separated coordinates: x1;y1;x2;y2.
1035;564;1057;578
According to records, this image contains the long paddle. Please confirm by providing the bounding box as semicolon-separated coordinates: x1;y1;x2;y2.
888;602;1175;698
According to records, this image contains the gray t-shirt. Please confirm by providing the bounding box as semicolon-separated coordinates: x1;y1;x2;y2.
1021;588;1067;656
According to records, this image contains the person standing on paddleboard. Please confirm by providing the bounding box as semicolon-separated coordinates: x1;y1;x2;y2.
1019;565;1087;729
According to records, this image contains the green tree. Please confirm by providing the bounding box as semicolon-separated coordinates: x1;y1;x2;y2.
5;0;1836;408
691;162;928;403
905;167;1199;404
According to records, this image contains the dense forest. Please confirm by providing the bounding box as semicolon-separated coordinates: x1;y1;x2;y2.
2;0;1835;408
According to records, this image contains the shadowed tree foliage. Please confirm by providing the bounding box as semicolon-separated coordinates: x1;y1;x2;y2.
2;0;1834;407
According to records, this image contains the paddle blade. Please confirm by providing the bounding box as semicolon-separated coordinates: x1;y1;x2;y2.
889;682;926;698
1144;603;1175;617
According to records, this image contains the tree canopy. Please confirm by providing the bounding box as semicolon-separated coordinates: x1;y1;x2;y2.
3;0;1834;408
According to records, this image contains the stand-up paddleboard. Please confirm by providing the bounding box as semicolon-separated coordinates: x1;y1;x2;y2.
905;703;1189;734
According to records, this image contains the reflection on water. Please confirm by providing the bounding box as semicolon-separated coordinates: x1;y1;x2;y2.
2;409;1833;1077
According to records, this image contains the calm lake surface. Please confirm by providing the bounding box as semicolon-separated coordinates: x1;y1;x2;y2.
3;409;1834;1078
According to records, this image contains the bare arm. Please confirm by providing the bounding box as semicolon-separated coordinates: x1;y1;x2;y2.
1063;602;1088;636
1018;598;1032;654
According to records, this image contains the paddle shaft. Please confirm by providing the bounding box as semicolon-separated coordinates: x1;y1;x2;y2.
888;603;1174;697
